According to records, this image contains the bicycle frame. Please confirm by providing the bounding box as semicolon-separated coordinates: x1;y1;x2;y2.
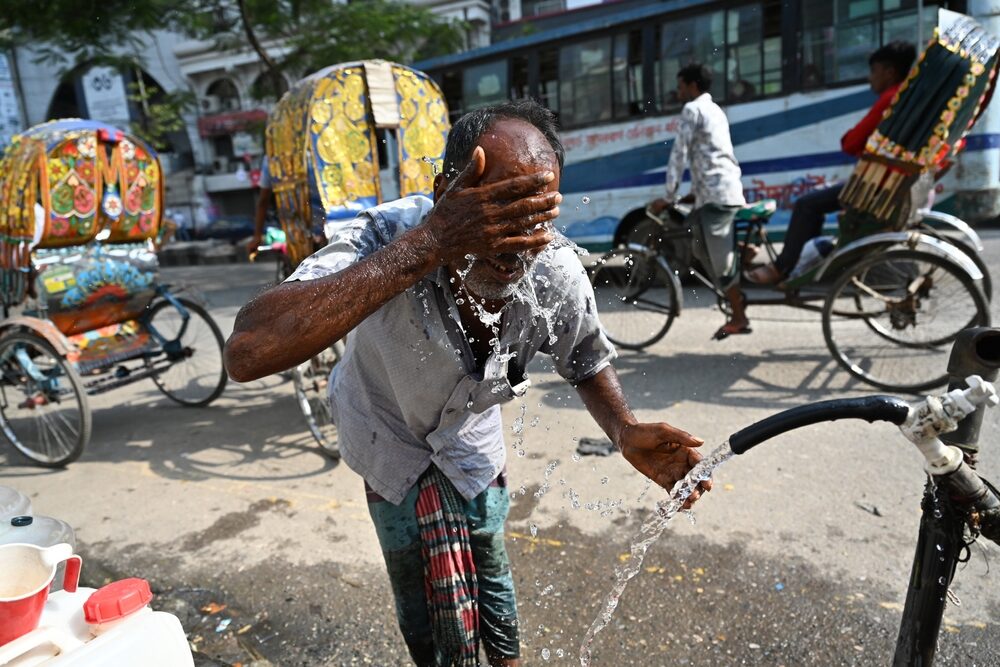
725;327;1000;666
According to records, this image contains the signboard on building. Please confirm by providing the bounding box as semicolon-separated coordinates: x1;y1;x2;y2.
81;66;131;127
0;53;24;149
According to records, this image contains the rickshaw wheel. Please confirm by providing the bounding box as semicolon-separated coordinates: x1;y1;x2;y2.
0;331;90;467
822;249;990;393
144;297;228;407
292;341;343;459
589;247;680;350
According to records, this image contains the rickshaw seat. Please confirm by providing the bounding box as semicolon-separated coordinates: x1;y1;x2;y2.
735;199;777;223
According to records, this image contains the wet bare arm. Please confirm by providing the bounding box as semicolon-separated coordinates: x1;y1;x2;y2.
575;366;711;504
225;147;561;382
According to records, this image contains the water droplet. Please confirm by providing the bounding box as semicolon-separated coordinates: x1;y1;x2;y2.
581;196;590;204
530;523;538;537
556;648;565;658
572;453;580;462
601;476;609;485
541;648;550;660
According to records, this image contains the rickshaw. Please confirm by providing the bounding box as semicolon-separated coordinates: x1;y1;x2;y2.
0;120;228;466
261;59;449;455
591;9;998;393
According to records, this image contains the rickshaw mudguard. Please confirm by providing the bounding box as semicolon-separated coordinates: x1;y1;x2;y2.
0;316;78;358
814;231;984;281
918;210;984;252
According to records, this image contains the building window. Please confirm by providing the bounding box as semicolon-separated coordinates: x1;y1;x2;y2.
559;37;612;127
438;70;463;122
463;60;508;111
205;78;241;113
250;70;289;102
523;0;565;17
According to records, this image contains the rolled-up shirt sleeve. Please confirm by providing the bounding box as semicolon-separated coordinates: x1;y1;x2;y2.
542;257;617;384
285;213;385;282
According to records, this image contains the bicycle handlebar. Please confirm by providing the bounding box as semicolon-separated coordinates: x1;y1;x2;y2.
728;395;910;454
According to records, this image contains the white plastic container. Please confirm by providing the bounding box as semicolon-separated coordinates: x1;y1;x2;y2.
0;579;194;667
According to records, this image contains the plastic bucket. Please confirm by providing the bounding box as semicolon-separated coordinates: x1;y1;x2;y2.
0;543;81;646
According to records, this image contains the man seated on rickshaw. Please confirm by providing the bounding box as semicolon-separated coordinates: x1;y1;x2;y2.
747;41;917;285
649;63;749;340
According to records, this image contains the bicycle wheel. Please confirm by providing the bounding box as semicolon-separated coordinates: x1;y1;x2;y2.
293;341;343;459
144;297;228;406
822;249;990;393
590;247;679;350
0;332;90;467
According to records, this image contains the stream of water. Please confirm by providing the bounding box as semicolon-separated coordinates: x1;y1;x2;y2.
578;441;735;666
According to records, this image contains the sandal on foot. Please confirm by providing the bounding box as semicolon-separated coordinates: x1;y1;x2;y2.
712;323;753;340
745;263;782;286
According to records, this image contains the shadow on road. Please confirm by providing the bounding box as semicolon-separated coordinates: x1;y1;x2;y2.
0;373;339;482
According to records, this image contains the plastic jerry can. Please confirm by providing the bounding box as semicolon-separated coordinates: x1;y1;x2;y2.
0;579;194;667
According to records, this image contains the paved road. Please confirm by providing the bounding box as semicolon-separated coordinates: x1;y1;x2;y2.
3;233;1000;666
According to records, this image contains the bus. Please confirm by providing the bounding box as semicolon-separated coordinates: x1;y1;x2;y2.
414;0;999;254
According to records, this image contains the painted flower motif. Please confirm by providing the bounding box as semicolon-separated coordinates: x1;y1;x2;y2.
48;158;69;183
137;213;153;233
62;141;78;156
50;216;70;236
73;185;95;214
125;188;142;213
103;193;123;219
141;186;156;211
51;183;75;215
144;162;157;180
77;160;95;183
940;109;956;126
77;136;97;158
120;139;136;160
126;163;140;181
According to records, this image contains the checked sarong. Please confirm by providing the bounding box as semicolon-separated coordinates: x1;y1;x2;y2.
416;466;480;665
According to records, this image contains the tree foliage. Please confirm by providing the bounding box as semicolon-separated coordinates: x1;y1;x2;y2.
1;0;466;142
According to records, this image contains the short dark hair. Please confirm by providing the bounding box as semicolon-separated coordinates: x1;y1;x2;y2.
677;63;713;93
869;41;917;81
442;99;565;178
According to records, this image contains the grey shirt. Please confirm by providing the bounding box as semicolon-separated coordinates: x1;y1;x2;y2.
286;195;616;504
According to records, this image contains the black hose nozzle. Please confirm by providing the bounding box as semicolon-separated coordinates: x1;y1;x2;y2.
729;395;911;455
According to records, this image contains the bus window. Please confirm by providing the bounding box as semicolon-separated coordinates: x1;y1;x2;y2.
726;5;764;103
559;37;613;127
463;60;508;111
538;48;560;115
612;30;645;118
762;0;782;96
883;3;937;44
658;11;725;109
511;55;530;100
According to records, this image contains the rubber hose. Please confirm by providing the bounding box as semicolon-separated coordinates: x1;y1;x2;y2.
729;396;912;455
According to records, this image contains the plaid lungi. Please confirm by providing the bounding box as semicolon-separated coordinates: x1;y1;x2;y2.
367;467;519;666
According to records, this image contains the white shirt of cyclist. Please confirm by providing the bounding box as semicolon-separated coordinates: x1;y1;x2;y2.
665;92;746;208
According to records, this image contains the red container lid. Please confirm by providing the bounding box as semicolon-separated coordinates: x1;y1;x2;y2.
84;578;153;624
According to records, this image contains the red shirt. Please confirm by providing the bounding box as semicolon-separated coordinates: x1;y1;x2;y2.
840;83;901;157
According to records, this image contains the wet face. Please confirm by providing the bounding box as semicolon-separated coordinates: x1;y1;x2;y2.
445;118;561;301
868;62;898;94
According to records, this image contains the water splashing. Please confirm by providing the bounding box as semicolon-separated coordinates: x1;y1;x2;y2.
578;442;734;666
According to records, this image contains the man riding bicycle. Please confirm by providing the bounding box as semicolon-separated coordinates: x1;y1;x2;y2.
649;63;748;340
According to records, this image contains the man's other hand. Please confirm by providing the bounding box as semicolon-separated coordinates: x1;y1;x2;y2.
619;422;711;509
648;198;670;215
246;234;263;258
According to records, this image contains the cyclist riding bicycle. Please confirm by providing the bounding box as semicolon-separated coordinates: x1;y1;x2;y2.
746;41;917;285
649;63;748;340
